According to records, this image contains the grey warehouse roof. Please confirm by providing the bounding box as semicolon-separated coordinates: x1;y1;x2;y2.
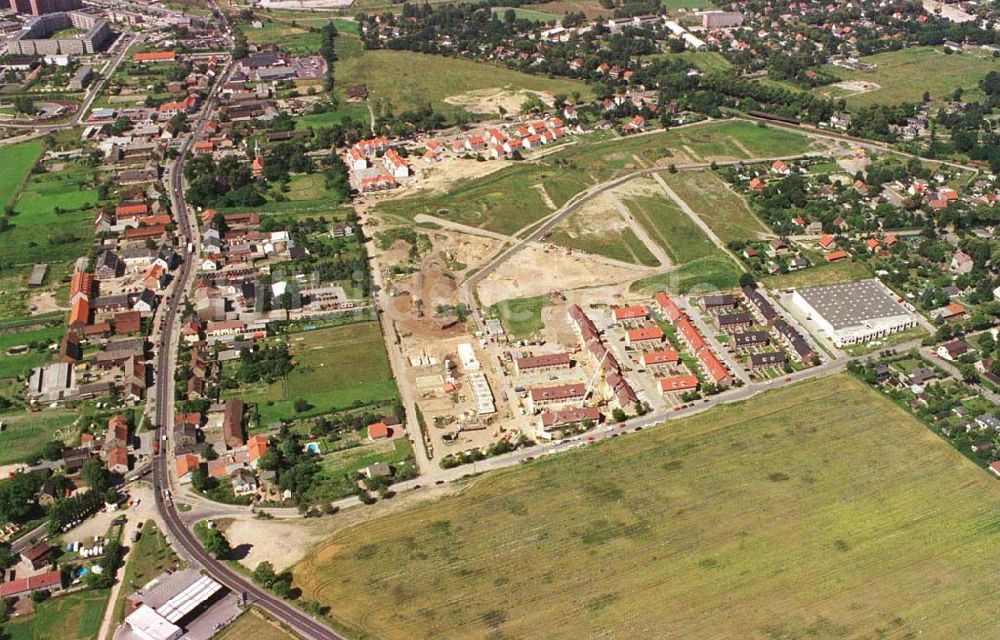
796;280;910;330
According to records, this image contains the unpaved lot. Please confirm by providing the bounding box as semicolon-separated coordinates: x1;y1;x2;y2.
476;244;647;307
444;87;555;115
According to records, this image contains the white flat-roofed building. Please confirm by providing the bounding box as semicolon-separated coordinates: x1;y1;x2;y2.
124;605;182;640
457;342;479;372
791;279;916;347
467;371;496;415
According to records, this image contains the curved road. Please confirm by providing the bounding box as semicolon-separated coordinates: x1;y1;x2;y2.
143;18;344;640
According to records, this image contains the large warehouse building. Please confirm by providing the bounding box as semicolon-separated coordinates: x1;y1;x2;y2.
791;279;916;347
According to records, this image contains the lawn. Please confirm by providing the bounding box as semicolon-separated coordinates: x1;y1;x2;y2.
214;609;301;640
109;520;183;630
0;139;44;211
631;254;743;295
813;46;1000;109
228;322;398;425
334;34;591;120
0;409;82;466
294;374;1000;640
317;438;414;498
5;588;109;640
660;169;771;245
376;121;812;236
487;295;548;339
294;103;370;130
761;259;873;289
0;323;63;379
623;178;717;264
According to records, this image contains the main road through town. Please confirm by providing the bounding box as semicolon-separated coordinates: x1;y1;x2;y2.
145;14;345;640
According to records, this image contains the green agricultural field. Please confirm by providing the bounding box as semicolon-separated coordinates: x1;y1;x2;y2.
5;588;109;640
334;34;591;120
1;160;102;266
661;169;771;244
0;409;81;466
239;21;321;55
376;121;812;236
294;375;1000;640
261;10;359;34
229;322;398;425
547;208;660;267
487;295;548;339
662;0;712;8
623;179;717;264
762;259;873;289
813;46;1000;108
0;139;43;210
489;6;560;21
631;254;743;295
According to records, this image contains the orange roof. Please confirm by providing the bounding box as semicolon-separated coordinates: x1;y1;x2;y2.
825;250;848;262
677;317;705;352
883;234;898;245
944;302;966;316
865;238;880;250
627;326;664;342
107;447;128;469
654;291;685;323
69;297;90;327
749;177;763;190
175;454;200;477
70;271;95;299
818;234;835;248
248;434;268;461
643;349;679;365
108;415;129;442
139;214;172;227
134;51;176;62
115;203;148;217
368;422;389;439
698;350;729;384
125;224;166;239
614;305;647;321
660;375;699;392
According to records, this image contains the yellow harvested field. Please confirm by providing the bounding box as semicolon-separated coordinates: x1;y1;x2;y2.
294;375;1000;639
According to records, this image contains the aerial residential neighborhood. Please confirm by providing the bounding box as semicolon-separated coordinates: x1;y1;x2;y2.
0;0;997;638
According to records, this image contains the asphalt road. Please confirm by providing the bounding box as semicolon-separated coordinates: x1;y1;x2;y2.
142;19;345;640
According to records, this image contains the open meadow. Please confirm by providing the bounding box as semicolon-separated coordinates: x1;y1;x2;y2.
334;34;591;120
295;374;1000;640
622;177;717;264
376;120;813;236
660;169;772;245
226;321;398;425
0;409;81;466
239;20;321;55
813;46;1000;108
762;259;873;289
